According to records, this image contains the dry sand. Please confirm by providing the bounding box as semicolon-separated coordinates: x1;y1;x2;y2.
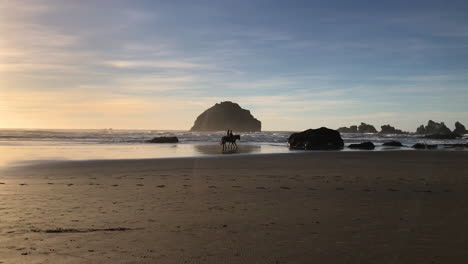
1;151;468;263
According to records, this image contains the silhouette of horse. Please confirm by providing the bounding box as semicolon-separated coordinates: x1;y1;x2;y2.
220;135;240;151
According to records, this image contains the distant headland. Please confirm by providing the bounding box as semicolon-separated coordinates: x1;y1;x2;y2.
338;120;466;136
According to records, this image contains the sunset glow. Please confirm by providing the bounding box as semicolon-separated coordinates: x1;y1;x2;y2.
1;1;467;130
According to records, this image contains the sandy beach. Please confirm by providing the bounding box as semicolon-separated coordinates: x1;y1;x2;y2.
1;151;468;263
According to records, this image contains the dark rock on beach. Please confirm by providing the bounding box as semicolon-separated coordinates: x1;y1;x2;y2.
382;141;403;147
348;142;375;150
190;101;261;132
288;127;344;150
147;137;179;143
412;143;425;149
412;143;438;149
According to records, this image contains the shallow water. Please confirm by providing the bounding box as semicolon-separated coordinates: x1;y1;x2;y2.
0;129;466;168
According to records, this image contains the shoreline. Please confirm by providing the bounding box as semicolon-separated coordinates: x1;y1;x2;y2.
2;149;466;170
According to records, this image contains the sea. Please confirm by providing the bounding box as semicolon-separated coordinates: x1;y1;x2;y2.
0;129;466;168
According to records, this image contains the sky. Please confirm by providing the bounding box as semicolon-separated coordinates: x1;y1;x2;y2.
1;0;467;131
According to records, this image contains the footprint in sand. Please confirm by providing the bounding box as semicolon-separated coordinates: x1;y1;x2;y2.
157;185;166;188
112;184;119;187
0;182;5;184
209;185;217;188
136;184;144;186
413;190;432;193
67;184;74;186
280;186;291;190
232;185;241;188
19;183;27;186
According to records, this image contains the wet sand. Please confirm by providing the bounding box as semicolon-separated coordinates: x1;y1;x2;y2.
1;151;468;263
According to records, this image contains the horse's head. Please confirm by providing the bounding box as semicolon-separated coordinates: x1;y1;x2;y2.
234;135;240;140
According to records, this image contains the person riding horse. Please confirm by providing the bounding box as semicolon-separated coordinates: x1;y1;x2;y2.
221;130;240;151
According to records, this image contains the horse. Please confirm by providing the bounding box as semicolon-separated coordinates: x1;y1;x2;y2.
220;135;240;151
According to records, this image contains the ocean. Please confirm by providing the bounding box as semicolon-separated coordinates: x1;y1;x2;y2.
0;129;466;168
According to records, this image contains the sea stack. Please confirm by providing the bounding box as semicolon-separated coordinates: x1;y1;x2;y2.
416;120;451;135
190;101;261;132
454;121;467;135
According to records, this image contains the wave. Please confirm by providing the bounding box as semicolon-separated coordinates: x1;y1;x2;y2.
0;129;466;147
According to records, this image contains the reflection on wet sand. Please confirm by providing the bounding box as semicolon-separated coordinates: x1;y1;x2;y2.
193;144;261;155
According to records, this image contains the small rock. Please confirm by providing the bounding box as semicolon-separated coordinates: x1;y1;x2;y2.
348;142;375;150
382;141;403;147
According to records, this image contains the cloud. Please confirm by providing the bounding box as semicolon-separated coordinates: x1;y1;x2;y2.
104;60;209;69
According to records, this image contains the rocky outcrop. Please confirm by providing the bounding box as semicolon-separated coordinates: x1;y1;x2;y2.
147;137;179;143
416;125;426;134
454;122;467;135
288;127;344;150
415;120;451;135
190;101;261;132
358;123;378;133
379;125;408;134
337;125;358;133
337;123;377;133
382;141;403;147
348;142;375;150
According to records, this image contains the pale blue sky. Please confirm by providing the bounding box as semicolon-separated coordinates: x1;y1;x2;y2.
1;0;467;130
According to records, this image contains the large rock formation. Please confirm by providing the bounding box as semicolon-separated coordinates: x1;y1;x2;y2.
454;121;467;135
337;125;358;133
288;127;344;150
358;122;378;133
379;125;408;134
190;101;261;132
415;120;451;135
